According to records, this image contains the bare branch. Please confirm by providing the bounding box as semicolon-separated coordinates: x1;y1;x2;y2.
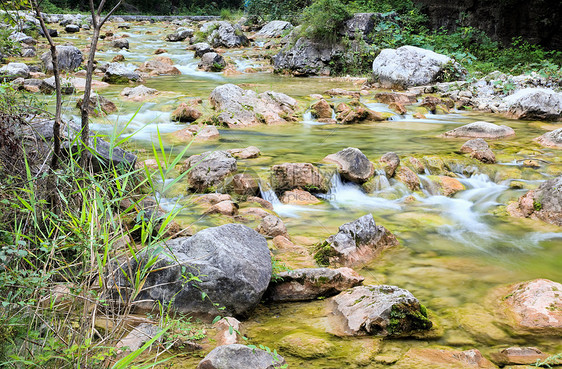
101;0;123;28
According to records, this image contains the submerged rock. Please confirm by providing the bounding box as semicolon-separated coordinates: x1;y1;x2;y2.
280;189;320;205
197;344;286;369
183;151;237;192
396;348;495;369
278;333;334;359
491;347;549;366
441;121;515;139
508;175;562;225
324;147;374;184
266;267;364;302
535;127;562;148
505;88;562;121
328;285;432;336
314;214;398;267
460;138;496;163
227;146;260;159
41;45;83;72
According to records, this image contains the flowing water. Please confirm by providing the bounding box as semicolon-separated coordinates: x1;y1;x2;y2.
49;22;562;368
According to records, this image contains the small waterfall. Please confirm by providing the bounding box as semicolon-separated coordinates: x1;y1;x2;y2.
259;183;282;207
372;169;391;192
419;174;440;197
301;110;327;125
258;182;322;218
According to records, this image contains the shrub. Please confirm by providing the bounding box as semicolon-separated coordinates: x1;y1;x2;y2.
300;0;351;43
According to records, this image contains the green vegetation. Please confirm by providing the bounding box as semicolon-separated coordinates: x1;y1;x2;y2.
300;0;350;43
387;303;432;335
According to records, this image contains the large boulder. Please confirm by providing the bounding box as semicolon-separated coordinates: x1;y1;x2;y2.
9;31;35;44
209;84;297;128
183;151;237;192
273;37;345;76
441;121;515;139
507;175;562;225
111;38;129;49
372;45;463;88
65;24;80;33
198;52;226;72
505;88;562;121
0;62;30;80
197;344;286;369
137;56;180;76
328;285;432;336
207;21;249;48
120;224;272;317
266;267;364;302
535;127;562;148
271;162;327;193
253;21;293;38
324;147;374;184
341;13;377;39
314;214;398;267
103;63;141;84
41;45;83;72
166;27;194;42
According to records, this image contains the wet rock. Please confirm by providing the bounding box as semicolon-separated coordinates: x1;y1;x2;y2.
395;166;421;191
172;125;220;143
154;48;167;54
314;214;398;267
335;102;385;124
280;189;320;205
254;21;293;39
112;54;125;62
166;27;194;42
441;121;515;139
207;21;249;48
111;38;129;49
257;215;287;238
171;103;202;122
197;344;286;369
183;151;237;192
380;152;400;177
372;46;463;88
41;45;83;72
76;93;117;116
324;147;374;184
310;99;333;119
508;175;562;225
374;91;418;105
278;333;334;359
491;347;549;366
209;84;297;128
231;173;259;195
432;176;465;197
396;348;495;368
194;194;232;206
214;317;241;346
460;138;496;163
198;52;226;72
137;56;180;76
328;285;432;336
103;63;141;84
535;128;562;148
116;323;159;353
227;146;261;159
65;24;80;33
0;62;30;80
505;88;562;121
193;42;214;58
120;85;158;101
205;200;239;216
266;267;364;302
273;37;345;76
389;102;407;115
120;224;272;317
501;279;562;334
408;157;425;174
271;162;327;192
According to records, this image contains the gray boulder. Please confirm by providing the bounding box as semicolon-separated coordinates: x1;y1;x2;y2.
120;224;272;317
460;138;496;163
41;45;83;72
273;37;345;76
111;38;130;49
441;121;515;139
535;128;562;148
65;24;80;33
88;136;137;172
198;52;226;72
509;175;562;226
329;285;432;336
0;63;30;80
372;45;463;88
193;42;214;58
197;344;286;369
257;215;287;238
166;27;194;42
341;13;376;39
21;48;36;58
505;88;562;121
9;31;35;44
314;214;398;267
207;21;249;48
102;63;141;84
324;147;374;184
254;20;293;38
39;76;76;95
266;267;364;302
183;151;237;192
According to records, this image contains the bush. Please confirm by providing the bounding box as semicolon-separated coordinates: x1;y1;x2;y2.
301;0;351;43
246;0;312;24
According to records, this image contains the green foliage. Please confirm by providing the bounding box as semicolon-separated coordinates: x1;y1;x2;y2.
533;353;562;368
313;240;337;266
0;28;20;59
300;0;351;43
246;0;312;24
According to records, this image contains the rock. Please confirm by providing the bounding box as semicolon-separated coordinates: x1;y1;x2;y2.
76;93;117;116
231;173;259;195
120;85;158;101
389;102;407;115
271;163;327;192
116;323;159;353
395;166;421;191
120;224;271;317
335;102;384;124
9;31;35;44
341;13;377;39
266;267;364;302
198;52;226;72
329;285;432;336
280;189;320;205
324;147;374;184
325;88;361;98
310;99;333;119
193;42;214;58
314;214;398;267
433;176;465;197
227;146;260;159
111;38;129;49
210;84;297;128
397;348;496;368
254;21;293;38
166;27;194;42
205;200;239;216
137;56;180;76
441;121;515;139
41;45;83;72
194;194;232;206
197;344;286;369
182;151;237;192
460;139;496;163
508;175;562;225
171;103;202;122
40;77;75;95
86;136;137;172
103;63;141;84
207;22;249;48
257;215;287;238
273;37;346;76
278;333;334;359
0;63;30;80
214;317;241;346
535;127;562;148
65;24;80;33
505;88;562;121
372;46;463;88
380;152;400;177
501;279;562;334
491;347;549;365
374;92;418;105
112;54;125;62
154;48;167;55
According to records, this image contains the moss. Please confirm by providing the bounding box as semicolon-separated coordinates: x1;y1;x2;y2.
387;303;432;336
533;199;543;212
313;240;337;266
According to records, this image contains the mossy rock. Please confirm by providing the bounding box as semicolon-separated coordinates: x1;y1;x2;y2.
447;303;511;345
278;332;335;359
